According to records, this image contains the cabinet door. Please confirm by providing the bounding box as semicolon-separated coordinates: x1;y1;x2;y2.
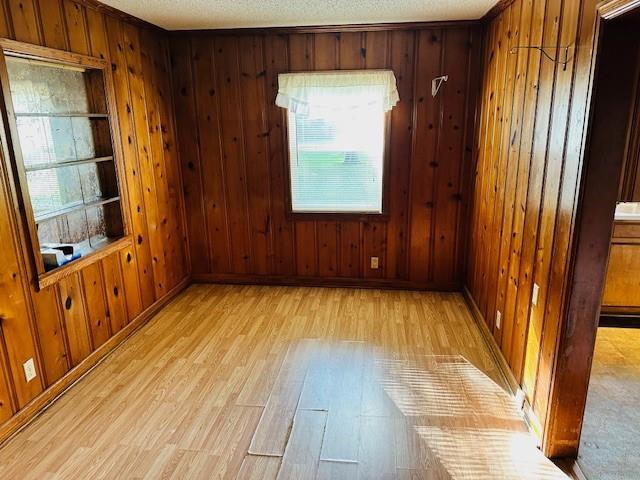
602;244;640;311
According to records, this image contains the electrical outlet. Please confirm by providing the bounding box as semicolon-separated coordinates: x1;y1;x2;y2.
532;283;540;306
496;310;502;330
370;256;379;269
23;358;36;383
515;389;526;410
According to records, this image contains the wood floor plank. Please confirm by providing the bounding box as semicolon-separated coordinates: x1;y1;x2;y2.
316;460;359;480
358;415;397;480
248;339;318;456
236;455;281;480
276;409;328;480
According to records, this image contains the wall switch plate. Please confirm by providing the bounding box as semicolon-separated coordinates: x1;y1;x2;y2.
23;358;36;383
370;257;379;269
496;310;502;330
532;283;540;306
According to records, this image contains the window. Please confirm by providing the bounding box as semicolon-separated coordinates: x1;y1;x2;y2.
277;70;399;214
0;44;125;280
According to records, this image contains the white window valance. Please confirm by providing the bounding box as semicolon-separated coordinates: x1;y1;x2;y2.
275;69;400;116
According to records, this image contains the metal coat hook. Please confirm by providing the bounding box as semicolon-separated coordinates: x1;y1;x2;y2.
509;45;573;70
432;75;448;97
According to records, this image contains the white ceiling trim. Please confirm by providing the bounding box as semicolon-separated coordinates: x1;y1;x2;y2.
99;0;499;31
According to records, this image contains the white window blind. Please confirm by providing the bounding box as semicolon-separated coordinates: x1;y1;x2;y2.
277;70;399;213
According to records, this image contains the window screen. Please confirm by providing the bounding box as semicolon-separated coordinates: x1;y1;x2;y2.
287;106;385;213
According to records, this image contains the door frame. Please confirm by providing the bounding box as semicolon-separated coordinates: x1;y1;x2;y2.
543;0;640;458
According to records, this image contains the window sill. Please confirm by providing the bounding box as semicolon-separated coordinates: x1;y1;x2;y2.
37;236;132;290
287;211;389;222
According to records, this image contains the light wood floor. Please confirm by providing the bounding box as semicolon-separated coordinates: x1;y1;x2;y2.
0;284;566;479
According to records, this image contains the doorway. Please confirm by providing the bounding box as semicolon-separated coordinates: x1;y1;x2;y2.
547;2;640;477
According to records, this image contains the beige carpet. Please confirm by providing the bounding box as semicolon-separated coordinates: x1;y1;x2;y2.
579;327;640;479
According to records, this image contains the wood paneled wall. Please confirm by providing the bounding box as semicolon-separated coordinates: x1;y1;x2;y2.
170;26;481;289
620;54;640;201
465;0;611;455
0;0;187;440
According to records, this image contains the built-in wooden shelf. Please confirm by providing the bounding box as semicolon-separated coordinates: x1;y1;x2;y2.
35;196;120;223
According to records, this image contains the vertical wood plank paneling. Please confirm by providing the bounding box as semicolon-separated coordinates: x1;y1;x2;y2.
153;36;189;286
189;36;229;273
483;6;513;333
295;222;318;276
288;33;318;277
468;19;498;301
317;221;338;277
361;31;389;280
0;356;14;422
84;6;108;60
213;35;253;274
57;274;91;367
0;0;11;38
363;221;386;278
503;0;544;374
37;0;66;50
173;26;479;288
7;0;40;44
0;157;43;406
31;286;68;385
337;32;364;278
101;252;128;334
119;246;143;320
80;263;110;349
339;222;361;278
313;33;340;277
105;15;156;309
138;29;171;288
517;0;562;394
475;14;506;324
432;28;471;286
61;0;88;54
0;254;43;408
385;30;414;281
139;27;177;289
408;29;441;282
170;36;211;275
238;35;272;275
123;22;168;299
491;0;523;348
530;0;583;426
263;33;295;276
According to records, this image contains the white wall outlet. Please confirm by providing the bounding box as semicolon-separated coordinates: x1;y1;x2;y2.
532;283;540;306
370;256;379;269
496;310;502;330
515;388;526;410
23;358;36;383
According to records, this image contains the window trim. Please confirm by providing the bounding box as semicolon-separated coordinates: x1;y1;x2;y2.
0;39;131;289
282;104;392;221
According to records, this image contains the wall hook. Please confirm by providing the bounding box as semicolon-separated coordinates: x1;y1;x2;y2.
432;75;448;97
509;45;573;70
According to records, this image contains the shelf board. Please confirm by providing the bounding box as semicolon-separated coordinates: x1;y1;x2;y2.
15;112;109;118
25;156;114;172
34;195;120;223
37;236;131;290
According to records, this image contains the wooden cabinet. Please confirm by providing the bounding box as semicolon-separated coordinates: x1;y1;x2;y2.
602;222;640;313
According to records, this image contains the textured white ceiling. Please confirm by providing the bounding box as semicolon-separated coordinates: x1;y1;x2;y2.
100;0;499;30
